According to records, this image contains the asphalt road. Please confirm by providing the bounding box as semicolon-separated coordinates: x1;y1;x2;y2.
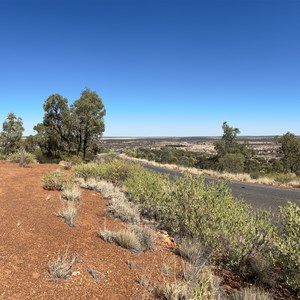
142;163;300;213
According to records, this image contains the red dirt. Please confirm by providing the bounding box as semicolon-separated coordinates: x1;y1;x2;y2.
0;161;182;299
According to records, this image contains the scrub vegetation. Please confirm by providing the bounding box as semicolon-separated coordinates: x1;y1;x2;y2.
0;97;299;298
75;158;300;297
126;122;300;188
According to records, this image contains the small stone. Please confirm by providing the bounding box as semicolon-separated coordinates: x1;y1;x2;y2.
72;271;81;276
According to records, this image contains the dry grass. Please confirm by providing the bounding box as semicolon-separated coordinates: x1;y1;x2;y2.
56;201;78;227
108;190;140;224
99;228;141;252
157;282;189;300
175;238;206;266
160;263;173;276
130;225;155;251
79;178;140;223
230;287;273;300
98;229;116;243
61;184;81;201
114;229;141;252
48;247;77;280
88;268;103;282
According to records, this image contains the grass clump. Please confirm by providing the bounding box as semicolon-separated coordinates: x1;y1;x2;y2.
48;247;77;280
175;238;206;265
230;287;273;300
114;230;141;252
107;190;140;224
130;225;155;251
159;282;189;300
56;201;78;227
99;228;141;252
98;229;116;243
61;184;81;201
157;268;221;300
78;178;140;224
43;170;71;190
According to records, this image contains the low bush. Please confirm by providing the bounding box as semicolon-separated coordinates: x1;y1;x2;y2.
74;159;141;184
7;151;36;165
0;153;9;160
175;238;206;265
219;153;245;174
125;168;171;220
43;170;72;190
61;154;83;166
76;159;300;295
273;202;300;293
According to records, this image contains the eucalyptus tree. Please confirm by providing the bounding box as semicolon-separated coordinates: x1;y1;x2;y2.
35;88;105;160
277;132;300;174
0;113;24;154
72;88;106;160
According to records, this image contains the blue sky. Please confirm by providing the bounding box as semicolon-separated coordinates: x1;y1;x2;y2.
0;0;299;136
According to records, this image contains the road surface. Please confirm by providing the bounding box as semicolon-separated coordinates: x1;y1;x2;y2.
142;163;300;212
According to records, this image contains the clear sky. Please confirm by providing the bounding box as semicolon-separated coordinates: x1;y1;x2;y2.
0;0;299;136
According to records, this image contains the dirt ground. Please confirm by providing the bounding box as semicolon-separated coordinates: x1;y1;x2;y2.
0;161;182;300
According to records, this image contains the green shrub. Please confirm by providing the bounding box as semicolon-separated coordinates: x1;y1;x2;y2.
273;202;300;293
34;149;60;164
43;170;72;190
7;151;36;165
74;158;300;293
74;159;140;184
125;168;170;219
219;153;245;173
61;154;83;165
0;153;8;160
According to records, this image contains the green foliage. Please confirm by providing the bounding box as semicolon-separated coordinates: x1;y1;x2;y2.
73;88;106;160
34;88;105;161
74;159;141;185
43;170;72;190
214;122;254;174
219;153;245;173
75;159;300;293
214;121;240;157
61;154;83;165
277;132;300;174
125;167;171;219
0;153;9;160
34;149;61;164
7;151;36;165
0;113;24;154
273;202;300;293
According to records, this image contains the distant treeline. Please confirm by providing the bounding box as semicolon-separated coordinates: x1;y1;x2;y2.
126;122;300;178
